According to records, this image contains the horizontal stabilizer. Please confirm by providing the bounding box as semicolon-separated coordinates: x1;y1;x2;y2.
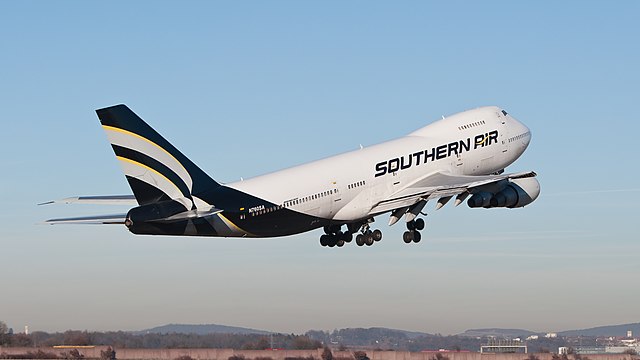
45;214;127;225
39;195;137;206
45;207;223;226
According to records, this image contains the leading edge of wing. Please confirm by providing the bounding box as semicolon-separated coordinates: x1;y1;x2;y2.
371;170;537;213
38;195;137;206
44;214;128;225
403;170;536;191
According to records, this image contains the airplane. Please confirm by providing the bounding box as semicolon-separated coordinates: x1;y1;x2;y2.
43;104;539;247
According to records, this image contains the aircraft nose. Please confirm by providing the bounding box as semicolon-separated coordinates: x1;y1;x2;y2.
521;121;531;146
510;115;531;148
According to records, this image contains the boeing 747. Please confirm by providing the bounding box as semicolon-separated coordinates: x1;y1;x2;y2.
43;105;539;247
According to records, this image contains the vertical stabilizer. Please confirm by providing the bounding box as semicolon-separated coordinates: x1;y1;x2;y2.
96;104;220;208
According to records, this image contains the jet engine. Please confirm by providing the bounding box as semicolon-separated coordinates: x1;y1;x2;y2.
467;191;494;208
468;177;540;209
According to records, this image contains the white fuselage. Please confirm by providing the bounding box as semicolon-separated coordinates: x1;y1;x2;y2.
227;106;531;223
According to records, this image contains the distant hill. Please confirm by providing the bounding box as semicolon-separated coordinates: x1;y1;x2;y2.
137;324;272;335
137;322;640;339
458;323;640;338
308;326;431;339
458;328;539;338
306;327;432;348
559;323;640;337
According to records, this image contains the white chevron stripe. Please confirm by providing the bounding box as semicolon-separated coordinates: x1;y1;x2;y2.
192;195;211;209
104;126;193;192
117;157;192;210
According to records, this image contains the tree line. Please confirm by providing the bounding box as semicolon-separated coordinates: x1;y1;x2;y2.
0;321;320;350
306;328;569;352
0;321;571;352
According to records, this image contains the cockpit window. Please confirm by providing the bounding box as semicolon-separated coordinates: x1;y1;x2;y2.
501;110;508;116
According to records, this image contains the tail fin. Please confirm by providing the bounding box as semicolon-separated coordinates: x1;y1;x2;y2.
96;104;219;208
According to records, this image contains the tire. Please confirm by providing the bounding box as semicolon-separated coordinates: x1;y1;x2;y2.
342;232;353;243
365;234;374;246
406;221;415;230
413;231;422;243
414;218;425;230
323;226;332;235
372;229;382;241
337;239;345;247
320;235;329;246
356;234;365;246
403;231;413;243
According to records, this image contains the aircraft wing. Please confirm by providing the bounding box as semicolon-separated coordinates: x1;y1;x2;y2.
38;195;138;206
370;170;537;215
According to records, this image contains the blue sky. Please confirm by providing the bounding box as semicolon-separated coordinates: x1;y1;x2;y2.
1;1;639;335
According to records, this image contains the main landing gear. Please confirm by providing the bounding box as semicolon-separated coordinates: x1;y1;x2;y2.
354;226;382;247
319;221;383;247
319;224;352;247
403;218;425;243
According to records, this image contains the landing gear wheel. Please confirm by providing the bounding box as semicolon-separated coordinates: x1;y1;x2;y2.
372;229;382;242
414;218;425;231
321;225;352;248
320;235;329;247
356;234;365;246
412;231;422;243
407;221;415;231
365;235;374;246
403;231;413;243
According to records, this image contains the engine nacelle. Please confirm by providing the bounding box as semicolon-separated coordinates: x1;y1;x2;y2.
490;177;540;208
467;191;494;208
467;177;540;209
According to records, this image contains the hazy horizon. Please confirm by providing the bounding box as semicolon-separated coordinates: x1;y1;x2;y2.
5;320;640;337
